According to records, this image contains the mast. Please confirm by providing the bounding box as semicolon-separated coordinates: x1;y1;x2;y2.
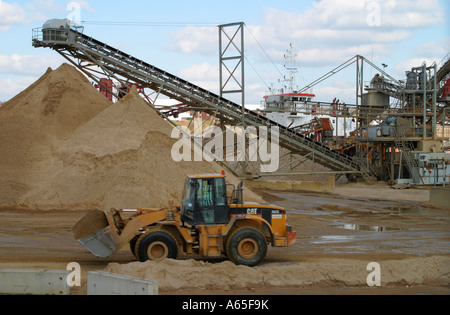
283;43;298;93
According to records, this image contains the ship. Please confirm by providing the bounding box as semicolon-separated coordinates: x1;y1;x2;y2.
261;44;356;146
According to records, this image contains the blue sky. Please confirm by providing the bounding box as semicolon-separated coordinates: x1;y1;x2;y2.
0;0;449;104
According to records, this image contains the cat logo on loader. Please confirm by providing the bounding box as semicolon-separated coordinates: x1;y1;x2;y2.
73;173;296;266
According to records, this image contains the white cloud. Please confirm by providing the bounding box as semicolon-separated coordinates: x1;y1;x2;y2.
0;76;37;101
26;0;65;14
0;0;63;31
314;84;356;104
177;62;220;93
253;1;444;65
0;0;96;32
0;53;65;100
380;0;445;28
393;57;438;77
73;0;96;13
168;0;444;67
0;1;26;32
168;26;217;55
164;0;446;104
177;62;267;105
0;54;64;75
414;37;450;62
178;62;218;81
389;37;450;78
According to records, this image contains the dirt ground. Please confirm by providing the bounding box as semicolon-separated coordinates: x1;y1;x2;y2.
0;182;449;295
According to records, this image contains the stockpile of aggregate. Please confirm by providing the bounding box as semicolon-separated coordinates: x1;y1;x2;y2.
0;63;262;211
0;64;112;208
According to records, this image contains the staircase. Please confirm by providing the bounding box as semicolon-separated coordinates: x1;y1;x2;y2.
394;129;422;184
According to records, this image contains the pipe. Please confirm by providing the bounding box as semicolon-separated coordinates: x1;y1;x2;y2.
423;63;427;140
444;107;448;139
433;63;437;140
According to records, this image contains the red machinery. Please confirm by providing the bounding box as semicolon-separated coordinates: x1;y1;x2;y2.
94;78;114;102
442;79;450;99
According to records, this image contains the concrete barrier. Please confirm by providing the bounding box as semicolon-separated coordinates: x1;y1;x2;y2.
0;269;70;295
87;271;158;295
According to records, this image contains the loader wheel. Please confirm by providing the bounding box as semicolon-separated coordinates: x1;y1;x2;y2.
225;228;267;267
129;235;140;258
136;231;178;262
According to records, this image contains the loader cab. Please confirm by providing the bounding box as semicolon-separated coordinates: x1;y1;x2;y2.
181;174;230;226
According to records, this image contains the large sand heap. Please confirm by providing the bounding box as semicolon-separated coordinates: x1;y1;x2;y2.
0;64;112;207
1;64;262;210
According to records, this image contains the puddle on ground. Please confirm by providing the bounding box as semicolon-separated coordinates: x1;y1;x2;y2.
332;223;404;232
299;235;357;245
383;206;424;214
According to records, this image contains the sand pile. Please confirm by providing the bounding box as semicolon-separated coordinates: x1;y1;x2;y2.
105;256;450;291
0;64;112;207
5;66;262;210
72;210;109;239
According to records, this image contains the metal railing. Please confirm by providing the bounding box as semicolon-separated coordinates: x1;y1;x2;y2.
394;128;422;184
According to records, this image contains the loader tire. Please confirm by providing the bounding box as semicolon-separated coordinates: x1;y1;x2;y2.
129;235;140;258
136;231;178;262
225;227;267;267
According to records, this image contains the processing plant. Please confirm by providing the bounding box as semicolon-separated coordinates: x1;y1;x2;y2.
32;19;450;186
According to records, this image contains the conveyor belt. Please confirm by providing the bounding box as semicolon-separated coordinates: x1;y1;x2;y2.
33;26;374;178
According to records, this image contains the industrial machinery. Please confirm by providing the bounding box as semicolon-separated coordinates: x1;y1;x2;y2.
32;19;449;185
73;173;296;267
32;19;374;180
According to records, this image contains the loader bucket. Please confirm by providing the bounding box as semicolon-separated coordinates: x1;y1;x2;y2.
72;210;119;258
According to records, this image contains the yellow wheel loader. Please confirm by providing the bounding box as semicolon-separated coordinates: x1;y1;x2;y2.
73;173;296;267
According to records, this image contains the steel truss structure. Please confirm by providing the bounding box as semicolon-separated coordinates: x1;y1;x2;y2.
32;24;375;179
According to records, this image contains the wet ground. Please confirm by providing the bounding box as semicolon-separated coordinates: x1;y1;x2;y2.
0;184;449;295
262;190;450;261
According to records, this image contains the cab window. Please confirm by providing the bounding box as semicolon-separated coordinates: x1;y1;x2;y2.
215;177;226;206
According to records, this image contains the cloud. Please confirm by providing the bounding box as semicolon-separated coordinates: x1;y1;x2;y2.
0;0;63;31
178;62;218;81
314;83;356;104
163;0;446;105
168;0;444;68
393;57;439;77
252;1;444;66
73;0;96;13
389;37;450;78
178;62;219;93
0;54;64;75
0;76;37;101
168;26;217;55
0;1;26;32
177;62;267;106
380;0;445;28
0;0;96;32
0;53;67;101
413;37;450;62
26;0;65;14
